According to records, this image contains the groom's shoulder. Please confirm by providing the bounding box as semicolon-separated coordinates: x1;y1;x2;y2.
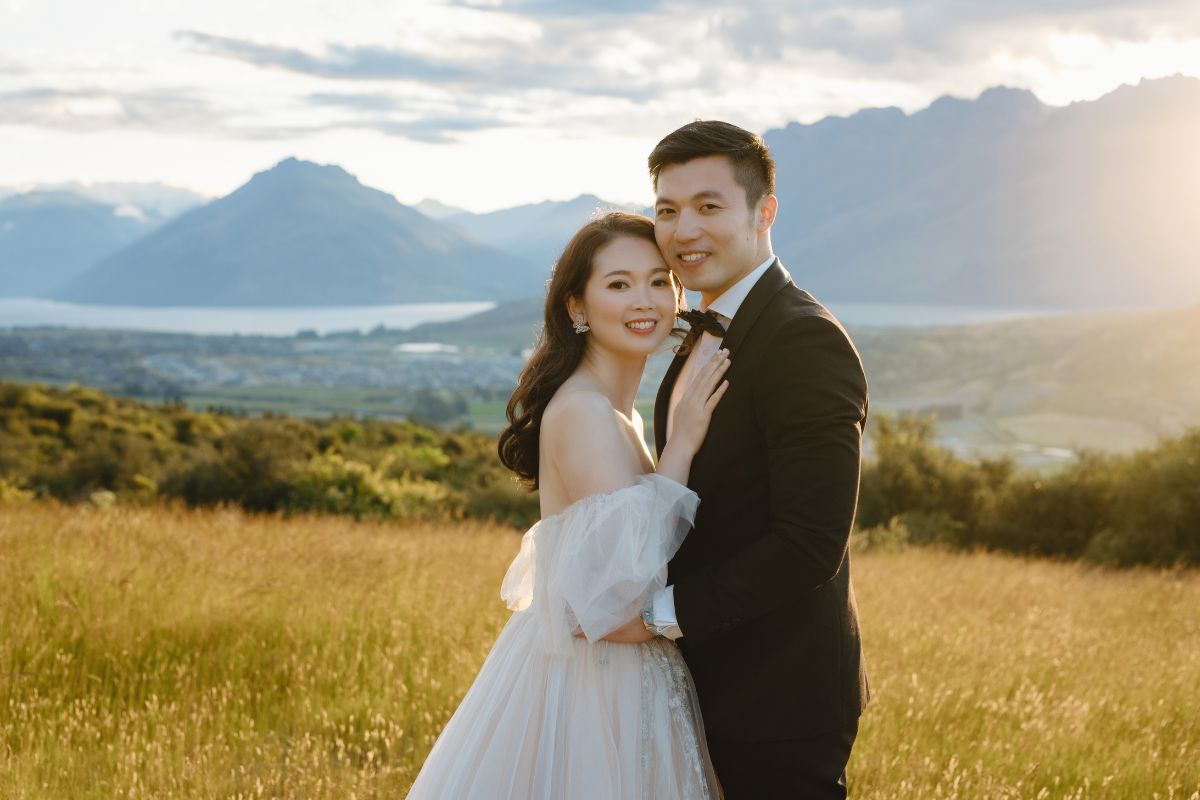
767;281;852;340
753;282;865;379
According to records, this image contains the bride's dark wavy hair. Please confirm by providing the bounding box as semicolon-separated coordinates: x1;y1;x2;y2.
498;211;684;489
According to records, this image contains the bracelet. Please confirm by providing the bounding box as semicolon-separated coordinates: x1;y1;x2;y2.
642;603;659;636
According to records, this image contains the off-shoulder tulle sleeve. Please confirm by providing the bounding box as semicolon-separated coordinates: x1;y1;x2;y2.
499;474;698;658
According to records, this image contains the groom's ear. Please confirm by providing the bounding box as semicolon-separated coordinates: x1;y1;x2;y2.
755;194;778;233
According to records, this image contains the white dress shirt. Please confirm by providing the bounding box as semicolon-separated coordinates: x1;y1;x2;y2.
651;255;776;640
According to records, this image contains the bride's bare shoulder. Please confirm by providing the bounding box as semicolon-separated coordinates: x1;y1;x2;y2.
542;388;638;498
542;388;625;455
544;386;615;425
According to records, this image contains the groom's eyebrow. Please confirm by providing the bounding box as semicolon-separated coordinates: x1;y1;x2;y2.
655;189;726;206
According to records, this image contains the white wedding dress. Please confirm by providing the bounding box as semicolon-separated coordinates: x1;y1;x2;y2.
405;474;720;799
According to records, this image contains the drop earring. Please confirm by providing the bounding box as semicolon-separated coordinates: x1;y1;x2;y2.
573;313;590;334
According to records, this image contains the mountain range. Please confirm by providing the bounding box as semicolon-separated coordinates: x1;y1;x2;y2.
444;194;646;272
765;76;1200;306
53;159;540;306
0;192;159;298
3;75;1198;309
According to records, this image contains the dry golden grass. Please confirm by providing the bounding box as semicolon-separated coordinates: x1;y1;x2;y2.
2;502;1197;799
1;502;515;799
850;548;1200;799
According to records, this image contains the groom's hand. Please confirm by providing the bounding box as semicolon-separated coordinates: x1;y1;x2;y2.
573;616;654;644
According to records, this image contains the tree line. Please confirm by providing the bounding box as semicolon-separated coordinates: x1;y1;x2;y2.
0;381;536;527
2;380;1195;567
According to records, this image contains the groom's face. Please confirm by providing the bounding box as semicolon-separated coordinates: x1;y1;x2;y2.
653;154;770;306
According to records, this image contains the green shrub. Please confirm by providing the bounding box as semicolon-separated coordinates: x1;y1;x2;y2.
858;414;1010;538
2;380;1196;566
0;477;33;504
464;477;540;529
1086;431;1200;566
980;451;1116;558
289;452;460;521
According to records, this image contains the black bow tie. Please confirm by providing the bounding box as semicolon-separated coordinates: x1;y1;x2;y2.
679;308;727;339
677;308;727;355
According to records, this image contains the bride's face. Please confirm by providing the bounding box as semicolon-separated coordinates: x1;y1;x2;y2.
570;236;678;358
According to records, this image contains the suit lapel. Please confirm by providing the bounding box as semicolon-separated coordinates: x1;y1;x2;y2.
654;350;687;456
719;258;791;356
654;259;792;456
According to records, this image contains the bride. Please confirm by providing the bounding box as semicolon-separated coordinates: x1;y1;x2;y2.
405;212;729;799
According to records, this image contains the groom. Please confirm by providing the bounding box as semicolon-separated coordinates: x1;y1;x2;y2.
645;121;869;797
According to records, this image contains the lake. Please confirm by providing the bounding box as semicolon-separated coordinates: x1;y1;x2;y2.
822;301;1114;328
0;297;1157;337
0;298;496;336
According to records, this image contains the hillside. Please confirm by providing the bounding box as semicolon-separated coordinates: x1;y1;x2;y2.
54;158;542;306
396;299;1200;452
851;303;1200;450
399;295;545;353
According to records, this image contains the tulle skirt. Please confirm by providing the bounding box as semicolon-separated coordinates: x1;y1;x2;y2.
404;610;720;799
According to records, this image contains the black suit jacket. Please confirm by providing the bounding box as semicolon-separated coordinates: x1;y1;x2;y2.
655;259;870;741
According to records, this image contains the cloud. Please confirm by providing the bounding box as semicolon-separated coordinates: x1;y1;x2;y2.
157;0;1200;148
0;87;218;133
0;84;504;144
176;31;471;82
175;29;673;102
449;0;671;15
305;93;511;141
174;1;1200;114
348;114;508;143
8;0;1200;151
712;0;1200;68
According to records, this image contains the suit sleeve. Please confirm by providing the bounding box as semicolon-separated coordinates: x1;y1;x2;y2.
672;314;868;645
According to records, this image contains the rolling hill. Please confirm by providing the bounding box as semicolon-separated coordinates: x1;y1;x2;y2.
398;296;1200;452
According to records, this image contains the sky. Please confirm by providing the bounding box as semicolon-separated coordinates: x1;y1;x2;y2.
3;0;1200;212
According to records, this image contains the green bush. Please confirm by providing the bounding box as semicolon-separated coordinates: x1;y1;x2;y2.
2;380;1195;566
0;380;527;527
1086;431;1200;566
858;414;1011;541
980;451;1117;558
289;452;460;521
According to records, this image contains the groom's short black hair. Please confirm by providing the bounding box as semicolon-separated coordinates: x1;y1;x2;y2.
648;120;776;207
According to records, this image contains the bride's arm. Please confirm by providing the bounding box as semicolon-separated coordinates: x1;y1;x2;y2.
545;391;692;646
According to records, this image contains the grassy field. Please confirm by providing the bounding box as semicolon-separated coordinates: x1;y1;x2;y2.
2;502;1197;799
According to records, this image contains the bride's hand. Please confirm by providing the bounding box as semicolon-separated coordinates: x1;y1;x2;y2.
669;348;731;456
573;615;653;644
